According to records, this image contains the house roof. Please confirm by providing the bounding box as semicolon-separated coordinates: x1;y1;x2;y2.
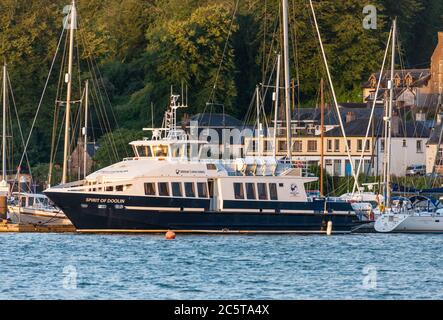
293;106;385;126
324;117;431;138
362;69;431;88
185;113;244;128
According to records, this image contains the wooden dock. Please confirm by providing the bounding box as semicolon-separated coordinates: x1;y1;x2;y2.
0;220;76;233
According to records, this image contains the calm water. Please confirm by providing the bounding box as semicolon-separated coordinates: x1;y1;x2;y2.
0;233;442;300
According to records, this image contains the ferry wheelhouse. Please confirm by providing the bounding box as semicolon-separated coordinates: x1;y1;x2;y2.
44;95;362;234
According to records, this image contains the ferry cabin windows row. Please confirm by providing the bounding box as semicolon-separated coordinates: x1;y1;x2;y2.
234;182;278;201
144;182;209;198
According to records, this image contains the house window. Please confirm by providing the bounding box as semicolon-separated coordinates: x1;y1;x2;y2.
333;160;341;176
158;182;170;197
357;139;363;152
185;182;195;197
172;182;183;197
365;140;370;151
293;140;302;152
257;183;268;200
246;183;256;200
417;140;423;153
327;140;332;152
334;139;340;152
278;141;287;152
307;140;317;152
347;140;351;150
269;183;278;200
234;183;245;200
197;182;208;198
144;183;156;196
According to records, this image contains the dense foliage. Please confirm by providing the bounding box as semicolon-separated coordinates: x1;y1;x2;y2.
0;0;442;180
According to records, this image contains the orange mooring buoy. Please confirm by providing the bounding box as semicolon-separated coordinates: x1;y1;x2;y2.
165;230;176;240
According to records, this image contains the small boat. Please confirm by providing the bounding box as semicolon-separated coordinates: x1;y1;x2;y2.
8;193;72;226
375;196;443;233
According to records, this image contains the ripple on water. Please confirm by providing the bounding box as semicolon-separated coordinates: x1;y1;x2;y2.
1;233;443;299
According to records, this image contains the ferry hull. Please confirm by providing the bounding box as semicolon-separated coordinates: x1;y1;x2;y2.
45;191;363;234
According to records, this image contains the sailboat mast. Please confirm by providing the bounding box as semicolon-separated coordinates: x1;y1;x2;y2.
2;63;6;183
62;0;76;184
2;62;7;181
83;80;89;179
386;18;396;206
282;0;292;162
273;54;281;158
320;78;325;197
256;86;261;157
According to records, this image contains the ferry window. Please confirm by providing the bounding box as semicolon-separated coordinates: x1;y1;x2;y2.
116;185;124;192
171;145;183;158
257;183;268;200
185;182;195;197
137;146;152;157
246;183;256;200
234;183;244;199
21;197;26;207
172;182;183;197
269;183;278;200
206;163;217;170
28;197;34;206
158;183;170;197
144;183;156;196
197;183;208;198
152;145;168;157
105;186;113;192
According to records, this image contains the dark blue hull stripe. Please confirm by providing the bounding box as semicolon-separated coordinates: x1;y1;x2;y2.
44;191;361;232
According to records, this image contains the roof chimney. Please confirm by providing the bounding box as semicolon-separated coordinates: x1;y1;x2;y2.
346;111;356;123
391;115;401;136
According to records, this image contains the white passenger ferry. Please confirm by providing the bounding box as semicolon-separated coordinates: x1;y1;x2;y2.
44;95;363;234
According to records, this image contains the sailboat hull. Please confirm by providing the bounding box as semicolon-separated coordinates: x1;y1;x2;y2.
45;191;363;234
8;206;73;226
375;213;443;233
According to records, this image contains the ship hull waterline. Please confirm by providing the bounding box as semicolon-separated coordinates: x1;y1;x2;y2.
44;191;364;234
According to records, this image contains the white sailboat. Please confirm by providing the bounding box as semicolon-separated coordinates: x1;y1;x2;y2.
1;62;72;226
374;19;443;233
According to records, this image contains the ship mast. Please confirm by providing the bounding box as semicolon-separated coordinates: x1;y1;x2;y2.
273;54;281;158
384;18;397;207
62;0;76;184
1;62;6;186
282;0;292;162
320;78;325;197
83;80;89;179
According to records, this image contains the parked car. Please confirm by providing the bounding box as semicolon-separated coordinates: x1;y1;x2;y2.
406;165;426;176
